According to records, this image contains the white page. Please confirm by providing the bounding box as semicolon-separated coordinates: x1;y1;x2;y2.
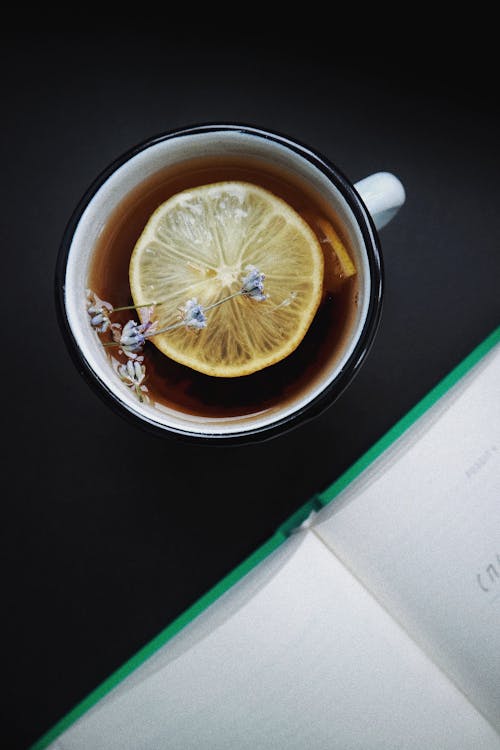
50;531;499;750
313;342;500;731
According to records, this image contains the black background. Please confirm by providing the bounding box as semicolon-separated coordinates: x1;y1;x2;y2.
3;30;499;749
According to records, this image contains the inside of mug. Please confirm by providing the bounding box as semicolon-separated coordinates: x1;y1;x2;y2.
64;130;371;437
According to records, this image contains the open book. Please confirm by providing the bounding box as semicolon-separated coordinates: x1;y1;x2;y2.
34;327;500;750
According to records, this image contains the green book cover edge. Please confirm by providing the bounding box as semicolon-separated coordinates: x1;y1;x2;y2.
319;324;500;506
31;324;500;750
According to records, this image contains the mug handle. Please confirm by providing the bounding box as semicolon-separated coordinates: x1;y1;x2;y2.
354;172;406;230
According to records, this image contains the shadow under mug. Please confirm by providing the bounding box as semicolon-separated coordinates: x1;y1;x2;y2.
56;124;405;444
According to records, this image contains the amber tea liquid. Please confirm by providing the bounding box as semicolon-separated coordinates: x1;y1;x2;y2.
89;155;358;419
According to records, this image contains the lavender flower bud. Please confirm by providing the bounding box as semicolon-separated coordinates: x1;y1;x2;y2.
118;358;146;387
91;312;107;329
86;289;114;333
241;265;266;301
120;320;146;354
182;298;207;329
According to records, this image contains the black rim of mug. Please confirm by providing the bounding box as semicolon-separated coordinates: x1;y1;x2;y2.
55;123;384;445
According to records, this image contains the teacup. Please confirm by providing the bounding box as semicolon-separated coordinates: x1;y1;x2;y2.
56;124;405;443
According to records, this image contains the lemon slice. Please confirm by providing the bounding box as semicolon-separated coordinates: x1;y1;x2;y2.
317;217;356;278
129;181;324;377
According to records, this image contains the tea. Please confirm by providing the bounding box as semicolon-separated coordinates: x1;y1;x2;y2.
88;154;358;419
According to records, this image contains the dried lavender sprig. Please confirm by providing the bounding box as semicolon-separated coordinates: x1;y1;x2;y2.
144;271;266;340
86;265;268;403
88;265;267;379
86;290;156;331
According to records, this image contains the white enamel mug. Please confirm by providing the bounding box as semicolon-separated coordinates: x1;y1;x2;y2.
56;124;405;443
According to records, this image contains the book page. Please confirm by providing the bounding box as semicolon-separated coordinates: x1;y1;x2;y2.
49;531;499;749
313;342;500;732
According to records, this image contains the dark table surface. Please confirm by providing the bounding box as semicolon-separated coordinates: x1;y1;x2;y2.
3;30;499;749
